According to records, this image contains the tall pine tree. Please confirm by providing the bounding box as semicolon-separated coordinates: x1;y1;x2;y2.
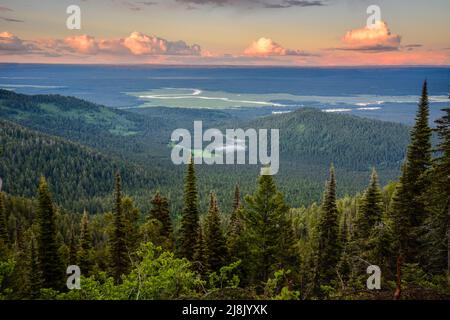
149;192;173;242
109;172;129;282
78;210;93;276
179;158;199;260
391;81;432;265
243;174;296;284
36;176;63;290
204;192;228;272
315;165;341;291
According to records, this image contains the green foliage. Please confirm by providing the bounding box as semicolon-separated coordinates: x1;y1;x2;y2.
204;193;228;272
179;159;199;260
109;172;129;282
315;165;341;291
36;176;64;290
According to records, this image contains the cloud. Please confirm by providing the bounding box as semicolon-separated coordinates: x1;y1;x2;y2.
0;6;13;12
0;16;23;23
0;31;35;53
175;0;326;9
338;20;401;52
0;31;202;57
264;0;325;8
244;37;310;56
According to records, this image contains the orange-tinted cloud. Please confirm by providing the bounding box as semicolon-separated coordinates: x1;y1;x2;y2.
340;21;401;52
65;35;99;54
244;37;309;56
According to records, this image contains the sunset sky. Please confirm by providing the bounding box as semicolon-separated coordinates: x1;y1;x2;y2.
0;0;449;65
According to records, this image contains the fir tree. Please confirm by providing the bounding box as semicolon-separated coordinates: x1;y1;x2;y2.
36;176;63;290
204;192;228;272
391;81;432;264
179;158;199;260
68;231;77;266
193;224;207;276
149;192;173;242
78;210;93;276
233;183;241;212
29;238;41;299
423;106;450;275
243;174;296;283
355;168;384;242
109;172;129;283
0;191;8;245
122;196;140;253
315;165;341;291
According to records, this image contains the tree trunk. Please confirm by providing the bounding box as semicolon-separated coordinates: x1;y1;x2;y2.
394;254;402;300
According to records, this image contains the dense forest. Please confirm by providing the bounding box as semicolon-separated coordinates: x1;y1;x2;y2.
0;89;412;213
0;81;449;300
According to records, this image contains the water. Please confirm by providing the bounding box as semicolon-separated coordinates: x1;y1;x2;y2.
1;64;449;125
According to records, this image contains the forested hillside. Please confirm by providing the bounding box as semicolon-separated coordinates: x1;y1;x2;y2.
0;89;412;211
0;120;159;212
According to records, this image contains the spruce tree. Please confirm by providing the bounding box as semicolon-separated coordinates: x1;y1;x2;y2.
68;231;77;265
179;158;199;260
193;224;207;276
204;192;228;272
315;165;341;290
149;192;173;241
122;196;140;253
109;172;129;282
0;191;8;245
78;210;93;276
355;168;384;242
29;238;41;299
243;174;296;283
232;183;241;212
423;106;450;274
391;81;432;264
36;176;63;290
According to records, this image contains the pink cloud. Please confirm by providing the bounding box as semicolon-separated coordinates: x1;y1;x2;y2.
244;37;309;57
340;21;401;52
64;35;99;54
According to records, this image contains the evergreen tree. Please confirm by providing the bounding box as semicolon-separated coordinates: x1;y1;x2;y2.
243;174;296;283
78;210;93;276
391;81;432;264
193;224;207;276
179;158;199;260
204;192;228;272
315;165;341;291
122;196;140;253
29;238;41;299
0;191;8;245
36;176;63;290
233;183;241;212
423;106;450;275
109;172;129;283
68;231;77;266
149;192;173;242
355;168;384;242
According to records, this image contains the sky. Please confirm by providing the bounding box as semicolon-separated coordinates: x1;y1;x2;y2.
0;0;449;65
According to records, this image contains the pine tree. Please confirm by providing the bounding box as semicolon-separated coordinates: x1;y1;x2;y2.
193;224;207;276
204;192;228;272
232;183;241;212
122;196;140;253
179;158;199;260
36;176;63;290
68;231;77;266
315;165;341;291
355;168;384;242
0;191;8;245
243;174;296;283
109;172;129;283
391;81;432;264
423;106;450;275
78;210;93;276
29;238;41;299
149;192;173;241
